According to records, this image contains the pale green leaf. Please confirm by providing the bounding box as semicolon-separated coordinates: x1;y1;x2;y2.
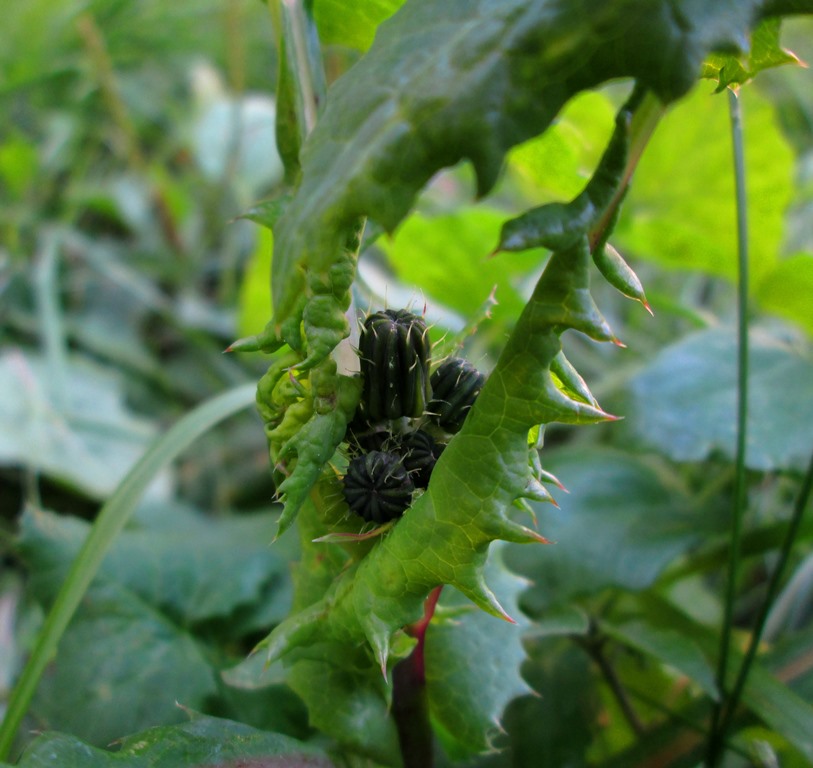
0;351;156;499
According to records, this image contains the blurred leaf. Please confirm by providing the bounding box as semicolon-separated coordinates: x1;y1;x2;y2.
702;18;801;91
17;504;291;627
378;207;546;328
757;253;813;336
0;137;38;198
13;713;333;767
238;225;274;337
507;447;704;615
31;581;217;748
314;0;404;51
505;90;617;201
629;325;813;471
192;94;283;198
0;351;156;499
616;85;794;285
602;619;719;701
426;547;531;757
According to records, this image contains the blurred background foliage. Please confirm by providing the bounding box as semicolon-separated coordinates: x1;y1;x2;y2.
1;1;812;766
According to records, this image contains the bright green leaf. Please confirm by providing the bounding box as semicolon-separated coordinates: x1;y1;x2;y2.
629;325;813;471
314;0;404;51
615;85;794;285
378;208;547;329
505;90;617;201
757;253;813;336
238;225;274;338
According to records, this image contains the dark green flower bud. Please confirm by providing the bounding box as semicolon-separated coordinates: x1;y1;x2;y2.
428;357;486;433
342;450;415;523
359;309;431;421
396;429;441;489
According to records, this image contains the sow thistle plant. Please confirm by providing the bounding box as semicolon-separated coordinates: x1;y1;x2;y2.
3;2;812;767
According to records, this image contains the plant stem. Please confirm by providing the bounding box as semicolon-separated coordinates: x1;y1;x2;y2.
706;87;750;768
392;586;443;768
715;450;813;744
581;634;645;737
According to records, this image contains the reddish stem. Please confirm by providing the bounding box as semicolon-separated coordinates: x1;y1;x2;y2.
392;586;443;768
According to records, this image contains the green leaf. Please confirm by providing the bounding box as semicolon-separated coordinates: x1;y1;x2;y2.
615;84;794;285
426;547;531;757
12;714;332;768
0;351;156;499
30;582;217;748
16;504;291;626
507;447;705;615
757;253;813;336
314;0;404;51
286;645;401;766
629;325;813;471
702;18;801;91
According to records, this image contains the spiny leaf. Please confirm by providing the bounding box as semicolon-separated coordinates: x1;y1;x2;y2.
702;17;802;91
271;0;759;349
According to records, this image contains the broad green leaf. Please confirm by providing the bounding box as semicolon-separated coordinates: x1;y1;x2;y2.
314;0;404;52
602;619;719;701
629;325;813;471
702;18;801;91
12;714;332;768
615;85;794;285
377;208;546;328
757;253;813;336
426;548;531;757
30;582;217;748
507;447;705;615
0;351;156;499
16;505;291;626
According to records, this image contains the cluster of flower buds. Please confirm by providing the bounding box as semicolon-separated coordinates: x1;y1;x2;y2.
342;309;486;523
